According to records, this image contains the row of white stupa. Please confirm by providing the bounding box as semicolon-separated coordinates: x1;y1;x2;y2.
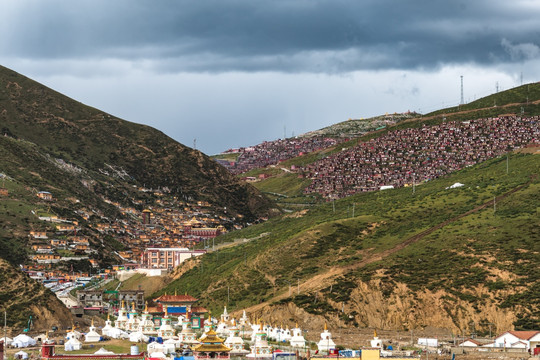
63;305;339;355
215;307;338;353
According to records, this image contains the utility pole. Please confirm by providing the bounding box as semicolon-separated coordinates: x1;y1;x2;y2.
332;200;335;213
494;196;496;213
352;203;355;218
460;75;464;105
506;153;509;175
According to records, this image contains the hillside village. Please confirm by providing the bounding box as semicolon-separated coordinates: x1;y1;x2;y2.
0;180;249;289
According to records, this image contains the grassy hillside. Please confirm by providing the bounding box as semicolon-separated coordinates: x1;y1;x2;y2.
158;152;540;333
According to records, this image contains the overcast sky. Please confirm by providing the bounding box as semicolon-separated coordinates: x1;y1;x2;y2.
2;0;540;154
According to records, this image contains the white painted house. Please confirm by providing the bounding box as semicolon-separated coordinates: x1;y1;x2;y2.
458;338;483;347
488;331;540;351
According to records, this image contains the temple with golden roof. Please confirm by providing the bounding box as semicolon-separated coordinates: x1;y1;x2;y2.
193;329;231;359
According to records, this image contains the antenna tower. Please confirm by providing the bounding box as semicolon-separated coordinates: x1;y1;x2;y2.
460;75;464;105
193;138;197;150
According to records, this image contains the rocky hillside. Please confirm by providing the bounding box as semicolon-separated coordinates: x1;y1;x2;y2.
0;258;73;331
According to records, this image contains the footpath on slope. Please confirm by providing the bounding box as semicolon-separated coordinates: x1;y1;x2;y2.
239;177;535;316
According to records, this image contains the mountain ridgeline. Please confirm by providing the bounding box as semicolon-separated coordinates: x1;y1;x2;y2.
0;65;275;222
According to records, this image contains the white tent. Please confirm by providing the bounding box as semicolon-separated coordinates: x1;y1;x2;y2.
0;337;13;346
163;338;178;348
64;337;83;351
107;328;129;340
162;340;177;354
85;329;102;343
446;182;464;189
148;351;167;358
33;334;48;342
94;348;115;355
14;350;28;359
129;331;149;343
12;334;37;348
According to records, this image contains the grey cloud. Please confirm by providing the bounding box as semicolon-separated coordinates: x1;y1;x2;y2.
2;0;540;74
501;38;540;61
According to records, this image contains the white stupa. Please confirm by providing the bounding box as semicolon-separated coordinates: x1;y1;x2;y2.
239;310;249;325
370;330;383;348
289;323;306;348
224;320;249;356
157;307;176;339
115;301;129;330
268;325;278;341
66;326;82;340
102;314;114;337
317;323;336;352
139;303;157;335
199;316;214;341
126;302;140;332
281;326;292;342
178;319;199;346
272;325;288;343
246;324;273;358
250;321;261;342
85;319;102;343
264;324;272;340
216;319;229;338
220;306;230;323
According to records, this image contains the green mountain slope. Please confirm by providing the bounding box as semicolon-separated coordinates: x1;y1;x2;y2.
0;65;275;223
158;153;540;333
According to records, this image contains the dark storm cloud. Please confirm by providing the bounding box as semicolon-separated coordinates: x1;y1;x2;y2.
3;0;540;73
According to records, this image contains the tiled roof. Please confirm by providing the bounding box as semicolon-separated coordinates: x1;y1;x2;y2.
508;330;540;340
154;294;198;303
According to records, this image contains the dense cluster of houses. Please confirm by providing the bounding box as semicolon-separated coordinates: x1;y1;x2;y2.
24;187;235;271
217;136;343;174
302;116;539;199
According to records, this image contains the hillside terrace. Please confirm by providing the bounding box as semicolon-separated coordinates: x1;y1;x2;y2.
303;116;539;199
